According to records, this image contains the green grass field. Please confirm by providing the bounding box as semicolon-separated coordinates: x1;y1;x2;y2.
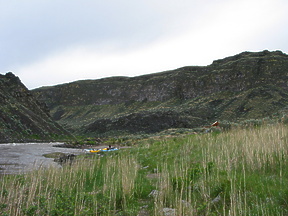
1;123;288;215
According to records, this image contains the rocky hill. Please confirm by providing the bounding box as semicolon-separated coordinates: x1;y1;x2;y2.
0;72;71;143
32;50;288;136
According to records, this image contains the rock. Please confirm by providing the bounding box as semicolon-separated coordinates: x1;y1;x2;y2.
148;190;159;198
163;208;176;216
54;154;76;165
137;205;150;216
211;193;221;204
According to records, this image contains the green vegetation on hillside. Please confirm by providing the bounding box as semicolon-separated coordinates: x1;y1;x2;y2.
1;123;288;215
0;72;72;143
32;50;288;136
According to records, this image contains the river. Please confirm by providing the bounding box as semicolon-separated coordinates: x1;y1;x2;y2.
0;143;83;174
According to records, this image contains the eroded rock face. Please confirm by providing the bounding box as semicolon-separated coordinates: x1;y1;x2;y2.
0;72;70;143
32;50;288;135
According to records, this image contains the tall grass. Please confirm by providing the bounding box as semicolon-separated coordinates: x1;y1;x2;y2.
0;123;288;215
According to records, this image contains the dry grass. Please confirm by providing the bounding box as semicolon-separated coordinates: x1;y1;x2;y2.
0;123;287;215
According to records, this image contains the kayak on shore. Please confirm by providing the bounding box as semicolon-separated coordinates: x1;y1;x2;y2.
84;147;118;153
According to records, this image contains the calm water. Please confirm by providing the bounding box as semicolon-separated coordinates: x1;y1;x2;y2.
0;143;82;174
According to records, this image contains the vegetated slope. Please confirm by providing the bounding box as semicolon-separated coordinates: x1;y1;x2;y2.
0;72;71;143
33;50;288;135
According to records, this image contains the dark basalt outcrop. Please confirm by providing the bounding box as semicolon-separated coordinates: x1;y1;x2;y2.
32;50;288;135
0;72;71;143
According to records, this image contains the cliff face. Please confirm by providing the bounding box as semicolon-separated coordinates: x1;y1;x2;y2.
0;72;70;143
33;50;288;135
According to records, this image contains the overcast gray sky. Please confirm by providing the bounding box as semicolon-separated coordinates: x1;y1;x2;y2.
1;0;287;89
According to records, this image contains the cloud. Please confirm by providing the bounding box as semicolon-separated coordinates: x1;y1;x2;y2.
0;1;168;69
1;0;288;89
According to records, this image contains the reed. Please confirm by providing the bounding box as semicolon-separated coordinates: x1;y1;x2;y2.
0;123;287;215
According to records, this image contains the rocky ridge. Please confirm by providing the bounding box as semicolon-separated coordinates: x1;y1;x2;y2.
32;50;288;135
0;72;71;143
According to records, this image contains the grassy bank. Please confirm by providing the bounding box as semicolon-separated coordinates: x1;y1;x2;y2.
1;124;288;215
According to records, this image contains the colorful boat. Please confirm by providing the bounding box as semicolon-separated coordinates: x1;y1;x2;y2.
101;148;118;152
83;147;118;153
90;149;102;153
